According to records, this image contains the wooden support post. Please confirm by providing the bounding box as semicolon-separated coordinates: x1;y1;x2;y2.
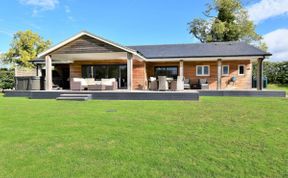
179;60;184;77
45;55;52;90
127;53;133;91
257;58;264;91
217;59;222;90
36;65;42;77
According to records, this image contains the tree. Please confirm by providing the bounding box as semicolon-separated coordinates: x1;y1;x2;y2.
189;0;264;46
3;30;51;68
252;61;288;84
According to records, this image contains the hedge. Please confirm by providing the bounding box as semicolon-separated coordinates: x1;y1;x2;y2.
263;61;288;84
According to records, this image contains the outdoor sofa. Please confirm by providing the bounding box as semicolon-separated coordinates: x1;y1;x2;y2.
71;78;118;91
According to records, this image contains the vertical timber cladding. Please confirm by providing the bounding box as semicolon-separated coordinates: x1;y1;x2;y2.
132;59;146;90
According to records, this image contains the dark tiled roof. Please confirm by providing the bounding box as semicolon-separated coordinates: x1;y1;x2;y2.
128;41;271;59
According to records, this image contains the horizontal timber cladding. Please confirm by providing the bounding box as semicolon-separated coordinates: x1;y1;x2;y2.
51;35;124;54
183;60;252;90
70;60;127;78
221;60;252;90
146;60;252;90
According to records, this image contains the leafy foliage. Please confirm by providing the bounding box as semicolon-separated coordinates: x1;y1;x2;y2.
0;68;14;90
3;30;51;67
189;0;264;47
253;61;288;84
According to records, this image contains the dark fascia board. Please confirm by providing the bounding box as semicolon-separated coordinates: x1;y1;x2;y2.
145;53;272;59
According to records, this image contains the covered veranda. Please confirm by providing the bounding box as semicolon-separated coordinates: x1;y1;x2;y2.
34;32;144;91
33;31;266;92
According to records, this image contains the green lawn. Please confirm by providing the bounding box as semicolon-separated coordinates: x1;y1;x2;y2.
0;96;287;177
268;84;288;94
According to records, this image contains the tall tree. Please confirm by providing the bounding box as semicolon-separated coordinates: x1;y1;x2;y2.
3;30;51;67
189;0;264;47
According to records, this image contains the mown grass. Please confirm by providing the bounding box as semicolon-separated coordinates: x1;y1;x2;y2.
0;96;287;177
268;83;288;94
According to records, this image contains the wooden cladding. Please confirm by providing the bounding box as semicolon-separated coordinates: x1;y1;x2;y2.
69;59;252;90
52;35;124;54
146;60;252;90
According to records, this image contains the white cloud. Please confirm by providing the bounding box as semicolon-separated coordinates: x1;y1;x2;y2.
263;28;288;61
20;0;59;10
64;5;75;22
248;0;288;24
64;5;71;13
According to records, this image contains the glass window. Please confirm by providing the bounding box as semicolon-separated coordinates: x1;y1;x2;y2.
81;64;127;88
82;65;93;78
94;66;107;79
204;66;209;75
238;65;245;75
222;65;229;76
155;66;178;79
197;66;202;75
196;65;210;76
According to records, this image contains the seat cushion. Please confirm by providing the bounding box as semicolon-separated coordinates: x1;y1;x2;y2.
101;78;114;86
149;77;157;81
73;78;87;86
95;81;102;85
85;78;96;85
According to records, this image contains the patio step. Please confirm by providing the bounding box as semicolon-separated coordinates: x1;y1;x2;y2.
56;94;92;101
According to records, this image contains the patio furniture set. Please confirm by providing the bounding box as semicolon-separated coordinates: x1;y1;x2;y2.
148;76;209;91
71;78;118;91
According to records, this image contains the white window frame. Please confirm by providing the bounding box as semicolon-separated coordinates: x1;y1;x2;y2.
222;65;229;76
238;64;245;76
196;65;210;76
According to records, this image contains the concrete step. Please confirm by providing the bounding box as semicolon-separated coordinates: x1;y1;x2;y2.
56;93;92;101
60;93;92;99
56;96;90;101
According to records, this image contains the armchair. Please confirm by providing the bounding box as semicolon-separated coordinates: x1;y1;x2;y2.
148;77;158;91
199;78;209;90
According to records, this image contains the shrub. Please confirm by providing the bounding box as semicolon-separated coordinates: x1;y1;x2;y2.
253;61;288;84
0;68;14;91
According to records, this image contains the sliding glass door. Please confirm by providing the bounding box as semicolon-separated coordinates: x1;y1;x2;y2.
82;64;127;89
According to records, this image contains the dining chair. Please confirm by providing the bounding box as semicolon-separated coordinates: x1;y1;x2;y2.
158;76;169;91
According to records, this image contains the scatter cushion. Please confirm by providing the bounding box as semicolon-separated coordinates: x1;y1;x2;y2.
150;77;156;81
85;78;96;85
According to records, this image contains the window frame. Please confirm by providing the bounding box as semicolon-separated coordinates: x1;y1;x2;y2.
222;65;229;76
238;64;245;76
196;65;210;76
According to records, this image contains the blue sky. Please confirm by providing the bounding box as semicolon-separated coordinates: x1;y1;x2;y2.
0;0;288;61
